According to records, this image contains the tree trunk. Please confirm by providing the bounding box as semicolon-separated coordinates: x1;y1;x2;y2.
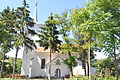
113;49;119;80
0;42;8;78
83;61;86;76
48;48;52;80
84;67;86;76
87;61;89;76
83;50;87;76
0;52;6;78
88;38;91;80
12;47;19;79
68;52;73;76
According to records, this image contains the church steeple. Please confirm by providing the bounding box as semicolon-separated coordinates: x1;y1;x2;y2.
33;0;38;24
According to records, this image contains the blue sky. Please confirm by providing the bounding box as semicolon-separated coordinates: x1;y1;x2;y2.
0;0;86;24
0;0;106;59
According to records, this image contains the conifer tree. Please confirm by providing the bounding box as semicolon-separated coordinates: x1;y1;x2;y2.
37;13;61;79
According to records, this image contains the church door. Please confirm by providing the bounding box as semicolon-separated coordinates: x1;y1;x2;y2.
55;69;61;78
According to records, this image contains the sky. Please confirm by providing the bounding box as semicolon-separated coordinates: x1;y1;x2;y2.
0;0;86;24
0;0;107;59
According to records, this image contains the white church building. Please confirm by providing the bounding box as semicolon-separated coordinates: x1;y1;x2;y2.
21;1;96;78
21;47;96;78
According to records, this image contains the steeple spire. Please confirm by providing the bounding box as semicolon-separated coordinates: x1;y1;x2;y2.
33;0;38;24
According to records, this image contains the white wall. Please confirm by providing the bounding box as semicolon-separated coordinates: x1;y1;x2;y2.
21;50;96;77
73;61;85;75
45;57;70;77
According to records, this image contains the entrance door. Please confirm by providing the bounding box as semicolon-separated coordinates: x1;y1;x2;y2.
55;69;61;78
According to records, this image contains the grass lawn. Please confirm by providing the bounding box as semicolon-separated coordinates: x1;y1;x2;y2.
0;78;67;80
0;78;46;80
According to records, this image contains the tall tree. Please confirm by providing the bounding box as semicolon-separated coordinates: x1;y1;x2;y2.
70;6;111;80
98;32;120;79
55;12;77;76
60;43;77;76
0;34;13;78
86;0;120;79
55;12;95;76
0;7;15;78
37;13;61;79
73;31;96;76
12;0;36;78
0;7;20;78
70;0;120;79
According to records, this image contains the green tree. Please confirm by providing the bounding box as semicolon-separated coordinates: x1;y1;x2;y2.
63;55;77;75
12;0;36;78
60;43;77;76
8;57;22;73
73;32;96;76
0;29;13;78
55;12;78;76
55;12;96;76
99;32;120;79
86;0;120;79
96;58;115;77
0;7;15;78
37;13;61;79
55;12;71;36
70;9;91;80
69;0;119;78
0;57;22;77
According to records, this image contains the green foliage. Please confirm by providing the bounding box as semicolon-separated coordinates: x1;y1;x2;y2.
86;0;120;56
0;47;3;61
14;5;36;49
0;57;22;75
37;13;62;79
37;13;61;51
70;76;89;80
8;57;22;73
70;76;116;80
96;58;115;76
55;12;72;36
85;2;120;79
60;43;78;54
69;1;120;79
55;11;79;56
0;1;36;77
63;56;77;68
0;7;16;77
70;0;120;49
0;4;36;52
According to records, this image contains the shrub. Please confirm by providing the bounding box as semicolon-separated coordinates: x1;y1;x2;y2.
69;76;116;80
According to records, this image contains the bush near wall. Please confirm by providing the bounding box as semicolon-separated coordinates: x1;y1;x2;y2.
69;76;116;80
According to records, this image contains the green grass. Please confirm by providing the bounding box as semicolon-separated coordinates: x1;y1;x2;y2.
0;78;65;80
0;78;45;80
1;77;120;80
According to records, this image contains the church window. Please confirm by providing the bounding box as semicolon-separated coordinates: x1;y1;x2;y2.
41;59;45;69
56;59;61;65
